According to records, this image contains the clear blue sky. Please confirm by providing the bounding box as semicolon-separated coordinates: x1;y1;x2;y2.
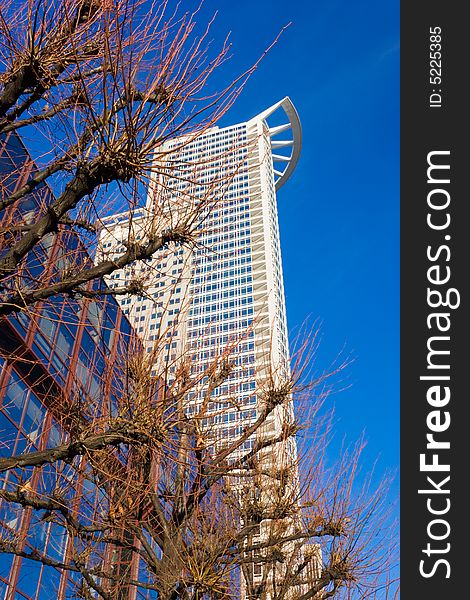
20;0;399;499
24;0;399;505
199;0;400;495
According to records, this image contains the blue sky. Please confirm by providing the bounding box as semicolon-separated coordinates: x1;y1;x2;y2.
10;0;399;587
17;0;399;489
21;0;399;501
199;0;400;494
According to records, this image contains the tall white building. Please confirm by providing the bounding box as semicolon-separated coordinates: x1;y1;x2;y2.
98;98;312;595
99;96;300;443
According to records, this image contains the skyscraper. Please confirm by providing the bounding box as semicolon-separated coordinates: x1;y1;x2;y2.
99;96;300;429
98;98;306;594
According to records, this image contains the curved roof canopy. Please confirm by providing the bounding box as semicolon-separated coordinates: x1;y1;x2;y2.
253;97;302;191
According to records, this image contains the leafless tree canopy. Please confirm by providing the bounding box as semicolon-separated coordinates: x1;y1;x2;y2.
0;0;269;315
0;332;396;599
0;2;397;599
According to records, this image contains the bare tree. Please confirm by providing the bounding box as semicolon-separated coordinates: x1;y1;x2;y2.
0;2;397;599
0;326;396;600
0;0;281;315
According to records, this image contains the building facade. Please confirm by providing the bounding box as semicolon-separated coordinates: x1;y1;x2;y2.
0;133;139;600
98;98;309;595
1;97;320;598
99;97;301;441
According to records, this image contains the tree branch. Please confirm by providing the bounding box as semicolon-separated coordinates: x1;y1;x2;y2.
0;225;194;315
